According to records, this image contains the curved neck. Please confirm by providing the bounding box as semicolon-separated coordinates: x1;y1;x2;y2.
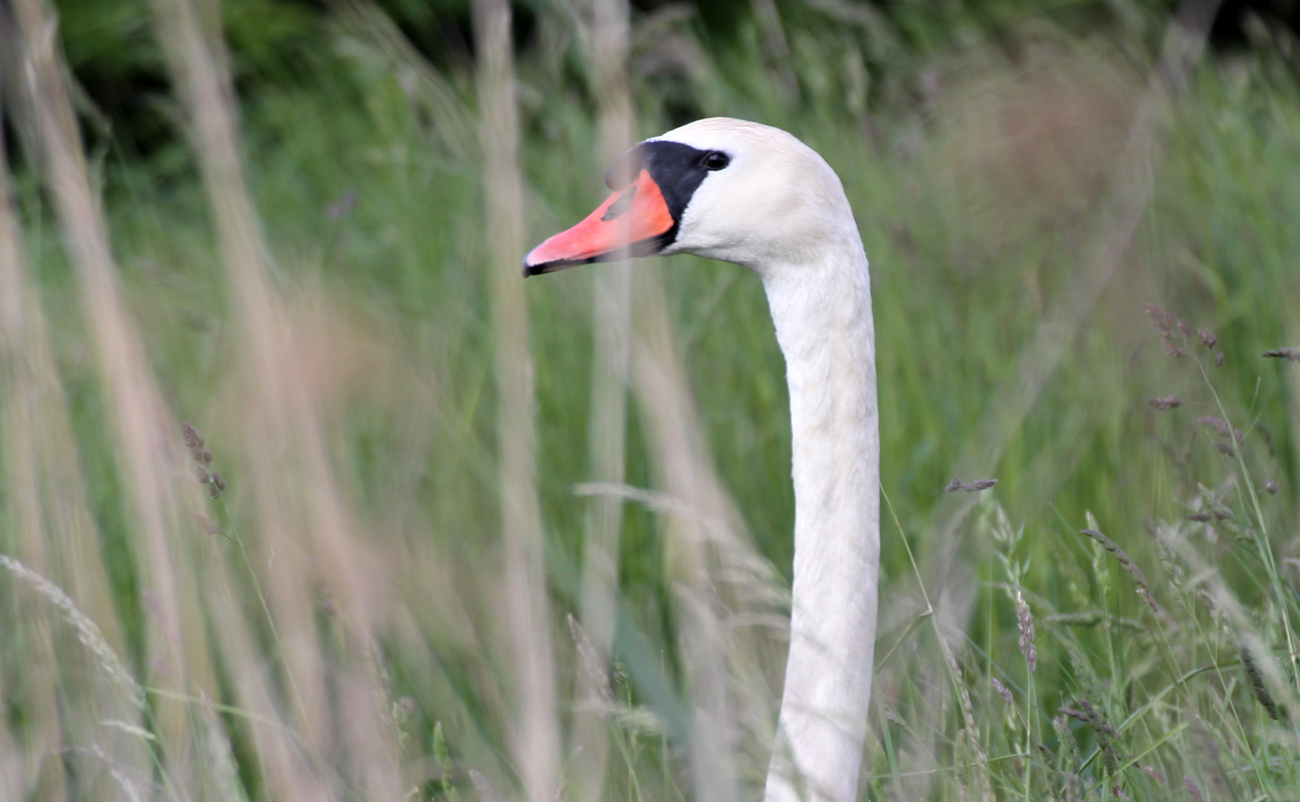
761;239;879;802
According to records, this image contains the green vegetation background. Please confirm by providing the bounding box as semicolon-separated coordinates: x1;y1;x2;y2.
5;0;1300;799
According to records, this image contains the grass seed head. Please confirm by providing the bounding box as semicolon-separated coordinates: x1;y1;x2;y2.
191;512;218;535
1075;697;1121;770
1080;528;1159;612
1064;773;1082;802
0;555;143;707
1239;644;1281;720
1198;328;1217;349
1016;591;1037;672
1147;395;1182;410
945;478;998;492
182;422;204;451
1143;302;1173;333
1052;715;1082;771
1143;304;1192;356
1263;347;1300;362
1058;705;1088;723
991;677;1013;704
1196;416;1231;436
567;614;614;707
469;769;497;802
183;422;226;498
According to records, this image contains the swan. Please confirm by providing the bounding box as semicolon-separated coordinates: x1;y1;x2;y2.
524;117;878;802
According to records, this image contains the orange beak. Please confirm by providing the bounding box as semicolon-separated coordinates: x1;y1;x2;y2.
524;169;675;276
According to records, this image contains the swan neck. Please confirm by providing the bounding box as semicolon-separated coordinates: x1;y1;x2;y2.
761;242;880;802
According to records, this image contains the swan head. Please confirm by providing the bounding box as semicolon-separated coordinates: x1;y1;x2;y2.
523;118;858;278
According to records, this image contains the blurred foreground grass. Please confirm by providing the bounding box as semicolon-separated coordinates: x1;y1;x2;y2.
2;0;1300;799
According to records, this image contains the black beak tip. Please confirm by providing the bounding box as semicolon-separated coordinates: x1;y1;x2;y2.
522;254;594;277
522;251;546;277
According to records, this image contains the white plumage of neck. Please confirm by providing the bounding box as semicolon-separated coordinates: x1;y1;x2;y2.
571;116;881;802
759;228;878;802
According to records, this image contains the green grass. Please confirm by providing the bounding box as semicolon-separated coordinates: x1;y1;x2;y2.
2;1;1300;800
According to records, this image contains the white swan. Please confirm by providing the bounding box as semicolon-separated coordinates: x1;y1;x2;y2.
525;117;878;802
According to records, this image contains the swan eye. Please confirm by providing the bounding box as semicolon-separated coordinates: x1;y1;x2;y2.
702;151;730;171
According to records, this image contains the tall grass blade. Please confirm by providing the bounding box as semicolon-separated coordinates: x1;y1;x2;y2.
573;0;635;799
474;0;561;799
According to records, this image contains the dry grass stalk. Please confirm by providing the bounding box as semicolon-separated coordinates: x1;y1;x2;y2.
147;0;410;796
473;0;561;799
145;1;319;793
572;2;635;800
631;275;741;802
12;0;221;766
0;106;76;802
629;268;789;800
145;12;329;744
68;744;149;802
0;672;22;799
200;701;246;802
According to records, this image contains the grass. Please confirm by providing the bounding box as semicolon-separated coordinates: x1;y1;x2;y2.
2;0;1300;800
